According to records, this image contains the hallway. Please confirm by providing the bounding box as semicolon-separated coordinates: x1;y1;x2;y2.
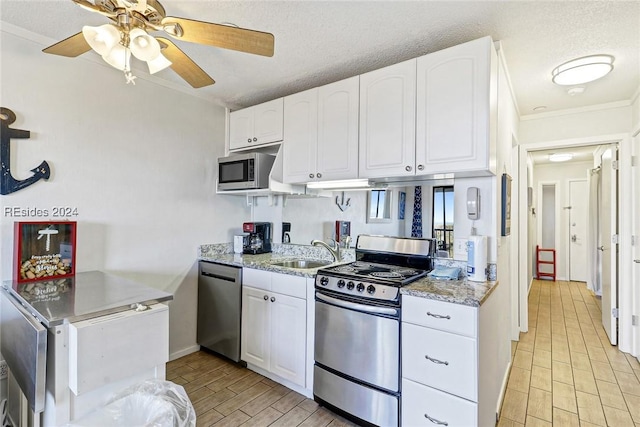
499;279;640;426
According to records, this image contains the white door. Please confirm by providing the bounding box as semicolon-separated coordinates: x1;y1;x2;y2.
569;180;588;282
241;286;271;369
600;148;618;345
632;135;640;356
317;76;359;181
283;88;318;184
269;293;306;387
359;58;416;179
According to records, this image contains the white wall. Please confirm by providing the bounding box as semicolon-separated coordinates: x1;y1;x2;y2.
0;26;250;360
280;188;407;245
519;102;632;144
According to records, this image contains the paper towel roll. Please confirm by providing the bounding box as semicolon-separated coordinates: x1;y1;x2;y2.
467;235;487;282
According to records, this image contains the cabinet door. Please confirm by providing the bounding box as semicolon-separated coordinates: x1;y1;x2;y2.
229;108;254;150
253;98;284;145
416;36;495;175
283;89;318;183
317;76;359;181
270;293;306;387
359;59;416;179
241;286;270;370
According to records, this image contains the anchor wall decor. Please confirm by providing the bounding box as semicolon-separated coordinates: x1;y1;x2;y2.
0;107;51;195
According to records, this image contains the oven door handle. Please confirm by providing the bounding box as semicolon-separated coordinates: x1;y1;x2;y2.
316;292;399;316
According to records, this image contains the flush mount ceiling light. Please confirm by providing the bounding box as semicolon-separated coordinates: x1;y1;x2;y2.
549;153;574;162
551;54;614;86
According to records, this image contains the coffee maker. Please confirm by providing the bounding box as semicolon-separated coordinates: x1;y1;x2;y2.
242;222;273;254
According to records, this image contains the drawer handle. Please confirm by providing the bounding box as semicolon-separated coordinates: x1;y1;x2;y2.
424;413;448;426
425;355;449;366
427;311;451;320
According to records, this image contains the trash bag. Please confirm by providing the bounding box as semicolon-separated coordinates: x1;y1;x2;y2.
67;379;196;427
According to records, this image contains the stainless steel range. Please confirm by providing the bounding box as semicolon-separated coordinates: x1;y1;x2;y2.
313;235;436;427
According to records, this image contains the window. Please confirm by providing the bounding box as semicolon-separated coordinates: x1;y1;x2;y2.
367;189;392;223
432;186;454;257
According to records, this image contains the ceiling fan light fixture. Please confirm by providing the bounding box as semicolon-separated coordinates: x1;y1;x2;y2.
129;28;161;61
82;24;120;56
551;54;614;85
102;44;131;71
147;53;172;74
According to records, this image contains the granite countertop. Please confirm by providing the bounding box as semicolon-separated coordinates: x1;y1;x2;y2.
200;243;498;307
2;271;173;327
401;277;499;307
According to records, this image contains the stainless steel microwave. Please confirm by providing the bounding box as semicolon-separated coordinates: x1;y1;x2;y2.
217;152;275;191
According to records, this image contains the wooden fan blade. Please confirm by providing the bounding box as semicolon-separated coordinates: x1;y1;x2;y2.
161;17;274;57
156;37;215;88
43;32;92;57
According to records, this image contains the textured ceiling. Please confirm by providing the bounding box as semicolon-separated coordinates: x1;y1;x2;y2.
1;1;639;113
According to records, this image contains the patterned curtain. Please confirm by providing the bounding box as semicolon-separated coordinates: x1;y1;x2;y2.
411;185;422;238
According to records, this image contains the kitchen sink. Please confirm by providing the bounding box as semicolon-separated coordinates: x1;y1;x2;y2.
269;259;332;269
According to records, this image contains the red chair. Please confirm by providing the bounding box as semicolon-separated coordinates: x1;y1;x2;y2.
536;245;556;281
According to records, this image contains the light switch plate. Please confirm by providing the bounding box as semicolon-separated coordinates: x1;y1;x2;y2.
453;238;468;261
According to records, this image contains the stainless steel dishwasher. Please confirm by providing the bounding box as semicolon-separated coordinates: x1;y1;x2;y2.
197;261;242;362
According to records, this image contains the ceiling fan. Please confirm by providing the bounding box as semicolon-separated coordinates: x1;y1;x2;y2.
42;0;275;88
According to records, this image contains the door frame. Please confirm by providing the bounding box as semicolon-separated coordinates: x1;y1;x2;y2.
536;181;561;278
567;178;588;282
516;133;633;353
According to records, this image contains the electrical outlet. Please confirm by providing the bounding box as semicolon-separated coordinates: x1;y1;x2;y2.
453;238;468;261
0;360;7;380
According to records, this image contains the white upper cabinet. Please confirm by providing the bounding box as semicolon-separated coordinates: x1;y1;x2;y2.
317;77;359;181
283;77;359;184
416;36;497;176
359;59;416;179
229;98;284;151
283;88;318;183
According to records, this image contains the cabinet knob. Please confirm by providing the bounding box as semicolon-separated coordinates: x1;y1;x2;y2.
309;173;315;179
316;173;322;178
252;137;257;142
405;165;412;172
248;138;252;143
263;295;268;300
417;164;424;171
270;297;276;302
424;413;448;426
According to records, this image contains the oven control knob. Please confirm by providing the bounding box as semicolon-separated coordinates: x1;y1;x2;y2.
346;281;355;290
356;283;365;292
320;277;329;286
337;279;346;288
367;285;376;294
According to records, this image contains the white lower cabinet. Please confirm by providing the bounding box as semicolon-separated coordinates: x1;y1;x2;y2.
241;269;312;392
402;378;477;427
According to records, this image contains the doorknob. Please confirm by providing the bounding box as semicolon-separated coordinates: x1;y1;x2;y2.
634;259;640;263
598;246;605;251
571;235;577;242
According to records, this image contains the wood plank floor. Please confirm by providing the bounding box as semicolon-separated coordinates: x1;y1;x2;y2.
499;279;640;427
166;352;357;427
168;278;640;427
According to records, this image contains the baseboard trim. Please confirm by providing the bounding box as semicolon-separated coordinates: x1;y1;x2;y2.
245;363;312;399
496;360;512;422
169;345;200;361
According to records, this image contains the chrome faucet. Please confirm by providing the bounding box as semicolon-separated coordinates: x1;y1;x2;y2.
311;239;340;262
